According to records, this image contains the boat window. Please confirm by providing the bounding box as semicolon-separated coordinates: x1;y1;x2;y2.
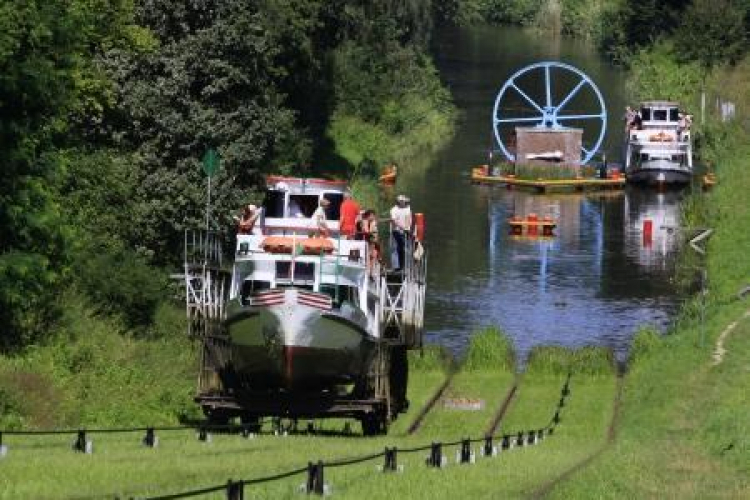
288;194;319;218
653;109;667;121
641;108;651;121
276;261;292;280
640;153;650;162
323;193;344;221
263;190;286;218
669;108;679;122
275;261;316;282
240;280;271;305
295;262;316;281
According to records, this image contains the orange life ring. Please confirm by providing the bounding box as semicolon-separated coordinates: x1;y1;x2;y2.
260;236;334;255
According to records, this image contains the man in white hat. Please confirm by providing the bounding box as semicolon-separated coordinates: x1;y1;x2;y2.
390;194;412;271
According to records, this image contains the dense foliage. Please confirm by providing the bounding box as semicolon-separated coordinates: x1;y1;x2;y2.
0;0;452;355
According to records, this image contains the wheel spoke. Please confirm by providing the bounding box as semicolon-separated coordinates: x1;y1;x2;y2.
556;114;604;121
555;78;587;114
545;65;552;109
494;116;544;124
509;82;544;114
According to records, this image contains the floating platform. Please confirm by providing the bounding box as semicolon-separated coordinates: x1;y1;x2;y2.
471;167;625;192
509;214;556;236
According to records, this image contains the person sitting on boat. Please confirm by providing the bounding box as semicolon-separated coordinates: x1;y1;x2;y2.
390;194;412;272
624;106;637;132
339;190;360;239
313;197;330;237
236;204;260;235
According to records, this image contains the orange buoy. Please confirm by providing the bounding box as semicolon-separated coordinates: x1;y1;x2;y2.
261;236;294;253
643;219;653;246
301;237;334;255
414;213;426;241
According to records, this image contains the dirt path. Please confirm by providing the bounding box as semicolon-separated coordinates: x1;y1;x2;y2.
712;309;750;366
527;374;623;499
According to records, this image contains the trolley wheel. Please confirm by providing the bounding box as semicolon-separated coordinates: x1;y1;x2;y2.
240;414;262;433
360;412;388;436
389;346;409;415
203;407;232;428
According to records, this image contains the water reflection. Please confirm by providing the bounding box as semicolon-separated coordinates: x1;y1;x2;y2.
397;26;685;359
424;188;683;361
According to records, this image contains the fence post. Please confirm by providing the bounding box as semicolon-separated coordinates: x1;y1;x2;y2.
515;432;524;448
426;442;443;468
226;479;244;500
0;432;6;458
73;430;92;454
306;461;325;495
483;436;496;457
143;428;158;448
552;410;561;425
458;439;474;464
501;434;511;451
383;447;398;472
527;430;536;446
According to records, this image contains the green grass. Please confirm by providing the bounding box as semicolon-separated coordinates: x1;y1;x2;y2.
545;142;750;498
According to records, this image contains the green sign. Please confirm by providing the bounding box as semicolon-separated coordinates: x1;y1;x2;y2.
202;148;220;177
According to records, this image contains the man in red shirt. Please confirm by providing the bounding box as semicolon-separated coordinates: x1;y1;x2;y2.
339;191;360;239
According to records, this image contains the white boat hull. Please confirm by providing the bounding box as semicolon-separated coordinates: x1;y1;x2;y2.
224;289;377;391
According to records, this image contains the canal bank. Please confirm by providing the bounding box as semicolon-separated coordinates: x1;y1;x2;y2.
544;141;750;498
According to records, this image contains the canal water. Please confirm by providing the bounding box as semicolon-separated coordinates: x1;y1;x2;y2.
398;26;686;362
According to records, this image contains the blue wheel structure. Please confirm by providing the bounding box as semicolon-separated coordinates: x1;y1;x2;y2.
492;62;607;165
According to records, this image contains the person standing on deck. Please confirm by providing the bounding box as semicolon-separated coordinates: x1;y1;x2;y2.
236;204;260;234
339;191;360;239
313;198;330;237
390;194;412;271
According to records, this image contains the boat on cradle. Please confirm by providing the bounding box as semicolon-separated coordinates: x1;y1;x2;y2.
624;101;693;185
186;176;427;435
228;177;376;392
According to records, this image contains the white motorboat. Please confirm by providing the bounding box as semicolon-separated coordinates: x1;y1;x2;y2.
624;101;693;185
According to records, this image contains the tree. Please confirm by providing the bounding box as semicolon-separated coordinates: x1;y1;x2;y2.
674;0;747;69
0;1;86;349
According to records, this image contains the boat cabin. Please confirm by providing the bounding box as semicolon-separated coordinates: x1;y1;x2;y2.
260;176;348;235
639;101;680;128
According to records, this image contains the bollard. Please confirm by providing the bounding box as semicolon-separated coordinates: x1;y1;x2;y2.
426;442;444;468
306;461;326;495
553;410;561;425
0;432;6;458
515;432;524;448
457;439;474;464
501;435;511;451
143;427;158;448
547;426;555;436
561;384;570;397
537;429;545;441
383;447;400;472
226;479;244;500
482;436;497;457
73;430;92;454
558;396;566;408
198;427;211;443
